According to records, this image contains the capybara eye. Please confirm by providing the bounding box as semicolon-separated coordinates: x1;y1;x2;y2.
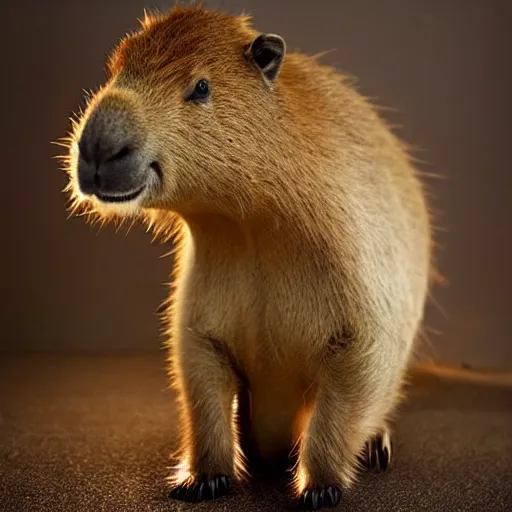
187;79;210;102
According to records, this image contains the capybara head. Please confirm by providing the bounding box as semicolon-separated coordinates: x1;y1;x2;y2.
64;6;288;222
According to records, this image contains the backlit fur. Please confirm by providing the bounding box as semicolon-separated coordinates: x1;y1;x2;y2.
61;4;437;502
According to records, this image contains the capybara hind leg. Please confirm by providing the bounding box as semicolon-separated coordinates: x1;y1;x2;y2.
295;340;406;510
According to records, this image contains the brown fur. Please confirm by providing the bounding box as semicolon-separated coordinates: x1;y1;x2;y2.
62;4;435;503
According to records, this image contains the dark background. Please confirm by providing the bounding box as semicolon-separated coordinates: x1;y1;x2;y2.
1;0;511;368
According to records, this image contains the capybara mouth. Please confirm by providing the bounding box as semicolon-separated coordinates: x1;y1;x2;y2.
94;184;146;203
149;161;163;182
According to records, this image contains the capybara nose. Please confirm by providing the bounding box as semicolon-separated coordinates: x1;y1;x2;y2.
76;97;147;200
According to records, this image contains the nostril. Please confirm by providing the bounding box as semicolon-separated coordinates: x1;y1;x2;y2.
107;145;132;163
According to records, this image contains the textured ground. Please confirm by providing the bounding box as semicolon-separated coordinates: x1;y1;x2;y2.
1;354;511;511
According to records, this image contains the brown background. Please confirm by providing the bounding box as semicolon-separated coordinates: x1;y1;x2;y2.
1;0;511;368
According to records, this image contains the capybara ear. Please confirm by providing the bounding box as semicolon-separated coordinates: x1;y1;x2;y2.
247;33;286;83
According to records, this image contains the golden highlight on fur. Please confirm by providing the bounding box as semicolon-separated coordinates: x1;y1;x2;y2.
59;4;438;509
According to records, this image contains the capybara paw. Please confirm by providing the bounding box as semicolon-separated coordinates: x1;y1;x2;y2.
169;474;232;502
359;430;393;472
299;485;342;510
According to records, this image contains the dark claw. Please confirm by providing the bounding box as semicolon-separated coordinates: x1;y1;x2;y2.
379;445;389;471
359;433;393;472
218;475;230;492
169;483;187;500
299;485;341;510
169;475;232;503
325;486;340;507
